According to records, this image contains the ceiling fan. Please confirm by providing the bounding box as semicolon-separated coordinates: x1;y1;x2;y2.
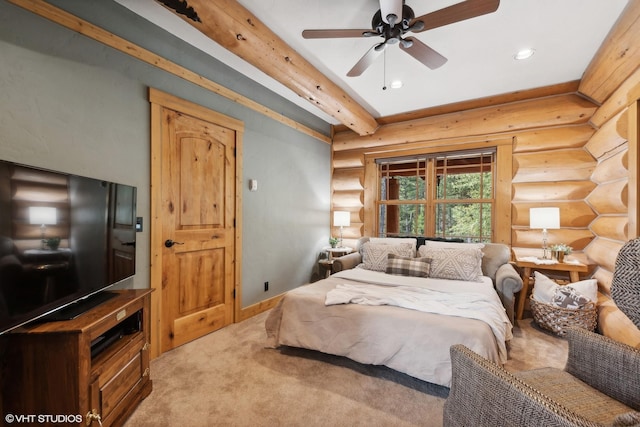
302;0;500;77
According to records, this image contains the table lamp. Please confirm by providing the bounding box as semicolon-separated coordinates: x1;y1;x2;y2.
529;207;559;259
333;211;350;248
29;206;57;249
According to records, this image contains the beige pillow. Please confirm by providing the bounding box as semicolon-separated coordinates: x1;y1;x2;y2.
418;245;484;282
360;242;415;272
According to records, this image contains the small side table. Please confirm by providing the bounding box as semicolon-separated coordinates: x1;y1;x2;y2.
318;259;334;278
319;247;353;278
324;247;353;260
514;257;592;320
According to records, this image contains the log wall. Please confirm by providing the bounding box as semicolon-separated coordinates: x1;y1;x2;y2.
581;81;640;346
331;0;640;347
331;93;598;257
579;0;640;348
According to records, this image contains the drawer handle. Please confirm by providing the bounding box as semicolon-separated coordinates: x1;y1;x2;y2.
86;409;103;426
143;367;150;377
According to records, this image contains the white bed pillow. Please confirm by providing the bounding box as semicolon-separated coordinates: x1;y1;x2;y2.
421;240;484;250
418;245;484;282
532;271;597;304
360;242;415;272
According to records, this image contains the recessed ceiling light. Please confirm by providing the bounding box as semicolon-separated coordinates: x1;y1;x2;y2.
514;48;535;60
390;80;403;89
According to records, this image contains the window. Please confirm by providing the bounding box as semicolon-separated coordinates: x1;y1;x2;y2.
377;150;495;242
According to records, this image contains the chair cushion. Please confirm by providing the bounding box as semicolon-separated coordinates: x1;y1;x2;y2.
514;368;635;425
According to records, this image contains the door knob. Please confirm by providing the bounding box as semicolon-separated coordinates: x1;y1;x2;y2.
164;239;184;248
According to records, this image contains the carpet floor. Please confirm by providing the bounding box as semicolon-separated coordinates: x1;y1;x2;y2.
123;312;567;427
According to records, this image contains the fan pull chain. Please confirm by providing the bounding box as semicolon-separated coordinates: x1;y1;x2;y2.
382;49;387;90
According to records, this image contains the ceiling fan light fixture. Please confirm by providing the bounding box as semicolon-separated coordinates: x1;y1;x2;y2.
379;0;403;25
303;0;501;78
514;48;535;60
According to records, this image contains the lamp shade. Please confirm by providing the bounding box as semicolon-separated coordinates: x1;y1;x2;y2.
333;211;350;227
530;207;559;229
29;206;57;225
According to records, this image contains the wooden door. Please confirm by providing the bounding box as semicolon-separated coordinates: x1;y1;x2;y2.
151;92;241;354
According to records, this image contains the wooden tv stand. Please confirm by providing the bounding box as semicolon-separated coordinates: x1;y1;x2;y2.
1;289;152;427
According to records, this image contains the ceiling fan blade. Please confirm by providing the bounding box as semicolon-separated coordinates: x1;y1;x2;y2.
302;29;373;39
347;44;385;77
379;0;403;24
399;37;448;69
411;0;500;33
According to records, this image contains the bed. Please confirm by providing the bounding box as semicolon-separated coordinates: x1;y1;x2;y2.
265;238;523;387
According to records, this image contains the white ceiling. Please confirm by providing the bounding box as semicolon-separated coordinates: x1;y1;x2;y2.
116;0;629;125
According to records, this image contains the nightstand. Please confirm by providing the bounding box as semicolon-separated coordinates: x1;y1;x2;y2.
318;259;334;278
325;247;353;259
319;247;353;278
514;256;592;320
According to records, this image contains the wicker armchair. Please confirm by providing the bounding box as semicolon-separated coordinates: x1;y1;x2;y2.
443;327;640;427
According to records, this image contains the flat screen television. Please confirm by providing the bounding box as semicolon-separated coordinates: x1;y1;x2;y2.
0;159;137;334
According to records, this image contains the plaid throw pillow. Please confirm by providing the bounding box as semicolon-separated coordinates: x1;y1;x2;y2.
386;253;431;277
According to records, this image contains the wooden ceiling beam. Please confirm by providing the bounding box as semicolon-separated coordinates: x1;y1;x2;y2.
157;0;379;136
579;0;640;104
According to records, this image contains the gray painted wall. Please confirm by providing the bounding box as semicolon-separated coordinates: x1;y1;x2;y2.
0;1;331;308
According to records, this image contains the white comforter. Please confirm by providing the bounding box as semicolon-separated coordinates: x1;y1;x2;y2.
265;268;513;387
327;268;512;363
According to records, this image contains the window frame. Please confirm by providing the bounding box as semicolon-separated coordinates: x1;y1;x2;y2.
376;149;496;241
363;138;513;244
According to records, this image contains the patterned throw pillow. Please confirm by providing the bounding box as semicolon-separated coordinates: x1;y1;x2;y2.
360;242;414;272
552;287;591;309
532;272;598;304
418;245;484;282
369;237;418;257
386;253;431;277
